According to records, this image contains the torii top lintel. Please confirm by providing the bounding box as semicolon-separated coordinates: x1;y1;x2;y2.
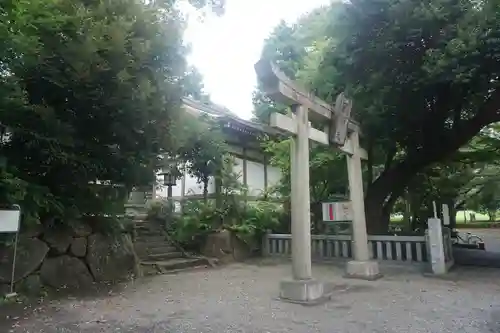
254;59;361;134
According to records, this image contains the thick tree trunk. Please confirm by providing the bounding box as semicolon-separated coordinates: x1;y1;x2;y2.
449;200;457;229
362;95;500;234
488;211;495;222
203;179;208;203
310;202;323;234
364;162;415;234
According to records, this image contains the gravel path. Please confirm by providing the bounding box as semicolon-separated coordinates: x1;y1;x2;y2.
5;261;500;332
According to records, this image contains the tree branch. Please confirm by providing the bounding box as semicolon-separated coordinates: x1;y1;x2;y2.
409;91;500;165
382;189;401;217
455;185;486;209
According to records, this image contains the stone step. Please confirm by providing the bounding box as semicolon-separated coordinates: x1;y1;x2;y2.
136;233;165;240
144;252;184;261
135;224;164;229
134;240;173;248
140;257;208;273
135;229;165;237
135;235;167;243
146;246;178;254
129;215;148;221
135;243;177;254
134;242;178;257
134;224;163;230
136;234;164;241
134;222;161;229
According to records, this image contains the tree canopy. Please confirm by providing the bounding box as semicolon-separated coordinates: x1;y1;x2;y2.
0;0;223;223
255;0;500;232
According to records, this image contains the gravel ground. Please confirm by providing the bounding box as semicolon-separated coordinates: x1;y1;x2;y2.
4;260;500;333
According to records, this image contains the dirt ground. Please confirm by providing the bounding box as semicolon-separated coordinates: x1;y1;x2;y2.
2;260;500;333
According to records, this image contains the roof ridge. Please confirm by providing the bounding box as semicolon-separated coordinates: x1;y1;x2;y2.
181;97;234;117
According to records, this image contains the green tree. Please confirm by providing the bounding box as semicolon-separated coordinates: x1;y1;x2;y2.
253;5;352;233
252;6;336;124
174;113;227;201
256;0;500;233
264;138;348;231
0;0;223;223
467;181;500;221
317;0;500;232
183;66;211;102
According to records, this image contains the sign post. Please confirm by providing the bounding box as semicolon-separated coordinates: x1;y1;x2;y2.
322;201;354;222
322;201;353;235
0;205;21;297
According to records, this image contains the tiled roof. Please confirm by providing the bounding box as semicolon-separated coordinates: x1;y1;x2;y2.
181;97;280;137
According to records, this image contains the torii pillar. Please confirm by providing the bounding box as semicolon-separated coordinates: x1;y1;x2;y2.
344;130;381;279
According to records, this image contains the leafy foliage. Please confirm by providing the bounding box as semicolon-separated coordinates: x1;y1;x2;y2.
317;0;500;231
253;6;352;233
255;0;500;232
183;66;211;102
146;198;177;225
174;112;227;199
155;156;282;250
252;6;336;124
466;176;500;221
263;138;348;229
0;0;224;224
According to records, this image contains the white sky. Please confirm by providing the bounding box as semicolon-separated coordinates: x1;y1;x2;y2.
183;0;330;120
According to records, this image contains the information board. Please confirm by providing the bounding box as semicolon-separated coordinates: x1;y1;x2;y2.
322;201;353;222
0;209;21;233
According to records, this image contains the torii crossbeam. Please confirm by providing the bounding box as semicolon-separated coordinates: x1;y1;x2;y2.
255;60;381;304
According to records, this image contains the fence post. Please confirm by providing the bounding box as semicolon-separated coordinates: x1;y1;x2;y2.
262;230;270;257
426;218;447;275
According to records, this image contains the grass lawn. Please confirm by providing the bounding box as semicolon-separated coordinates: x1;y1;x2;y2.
390;210;495;223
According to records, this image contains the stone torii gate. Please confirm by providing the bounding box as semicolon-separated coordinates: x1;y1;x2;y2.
255;60;381;304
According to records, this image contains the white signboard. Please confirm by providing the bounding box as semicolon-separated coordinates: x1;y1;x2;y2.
322;201;353;222
0;209;21;233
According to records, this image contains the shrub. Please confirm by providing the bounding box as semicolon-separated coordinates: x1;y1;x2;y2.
168;200;216;250
148;155;284;251
226;201;282;245
168;199;282;251
146;199;176;225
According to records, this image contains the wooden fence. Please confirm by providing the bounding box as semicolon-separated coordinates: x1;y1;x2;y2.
263;233;428;263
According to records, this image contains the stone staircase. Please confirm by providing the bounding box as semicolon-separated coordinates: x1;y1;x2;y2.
132;216;211;275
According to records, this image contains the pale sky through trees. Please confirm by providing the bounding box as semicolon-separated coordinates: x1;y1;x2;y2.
183;0;330;120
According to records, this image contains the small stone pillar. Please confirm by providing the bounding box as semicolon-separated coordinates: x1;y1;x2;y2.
442;204;450;226
426;218;447;275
